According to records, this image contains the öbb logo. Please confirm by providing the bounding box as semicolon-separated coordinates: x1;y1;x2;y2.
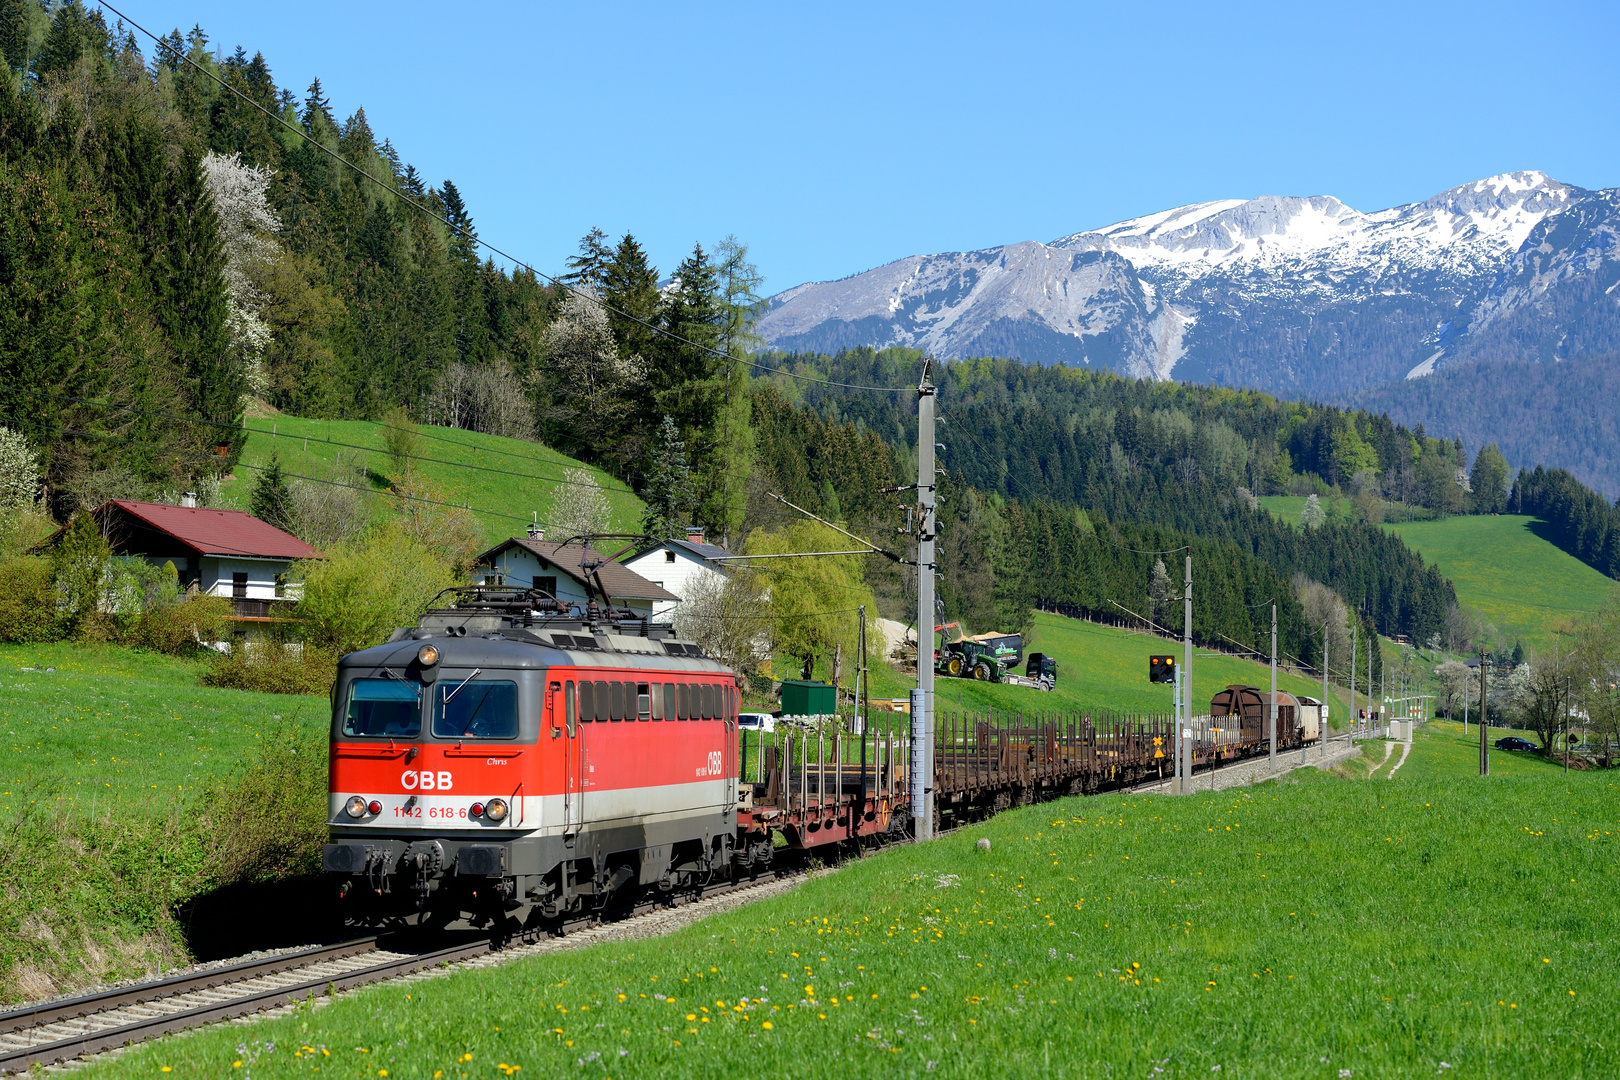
400;770;454;791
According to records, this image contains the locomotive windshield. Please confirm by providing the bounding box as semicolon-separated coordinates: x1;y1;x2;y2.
343;679;421;737
432;680;519;739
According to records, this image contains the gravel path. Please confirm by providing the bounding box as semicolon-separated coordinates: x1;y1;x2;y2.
1386;739;1414;778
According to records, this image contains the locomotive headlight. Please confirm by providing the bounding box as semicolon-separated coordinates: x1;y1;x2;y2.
417;643;440;667
483;798;509;823
368;800;383;815
345;795;368;819
469;802;484;818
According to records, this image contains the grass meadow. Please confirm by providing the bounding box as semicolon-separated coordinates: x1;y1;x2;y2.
0;643;328;1002
87;726;1618;1079
1382;515;1615;653
0;642;325;819
858;611;1353;725
222;413;646;547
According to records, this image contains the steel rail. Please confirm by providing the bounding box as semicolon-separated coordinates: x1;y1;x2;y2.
0;938;380;1036
0;869;803;1075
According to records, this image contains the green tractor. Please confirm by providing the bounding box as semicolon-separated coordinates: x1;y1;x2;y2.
936;631;1023;682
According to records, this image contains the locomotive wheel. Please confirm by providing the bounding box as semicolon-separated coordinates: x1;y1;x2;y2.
972;661;992;681
946;656;964;676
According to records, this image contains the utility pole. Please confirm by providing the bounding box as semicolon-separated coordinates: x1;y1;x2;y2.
1172;663;1183;795
857;604;868;835
1183;554;1194;792
1479;650;1489;777
911;361;937;840
1322;621;1329;760
1369;631;1375;735
1269;601;1277;773
1350;620;1357;736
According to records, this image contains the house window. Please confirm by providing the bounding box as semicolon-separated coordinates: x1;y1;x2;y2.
274;574;286;598
535;575;557;597
232;572;248;599
664;550;676;563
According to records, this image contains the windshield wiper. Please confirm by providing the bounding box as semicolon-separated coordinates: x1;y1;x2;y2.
442;668;483;706
381;667;420;698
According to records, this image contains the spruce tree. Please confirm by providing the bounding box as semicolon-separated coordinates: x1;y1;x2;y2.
601;234;662;362
154;144;236;440
250;453;294;531
302;77;332;129
563;228;612;290
438;179;477;264
640;416;694;540
0;0;27;73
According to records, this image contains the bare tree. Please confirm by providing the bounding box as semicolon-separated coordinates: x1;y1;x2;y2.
1147;558;1173;628
425;361;536;440
1573;595;1620;765
672;568;771;676
548;468;611;539
1513;650;1575;753
290;453;373;550
1293;573;1350;674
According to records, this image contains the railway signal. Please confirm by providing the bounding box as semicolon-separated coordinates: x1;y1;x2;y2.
1149;655;1176;683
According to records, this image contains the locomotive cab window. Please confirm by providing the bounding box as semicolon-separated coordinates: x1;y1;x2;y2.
343;679;421;738
432;679;519;739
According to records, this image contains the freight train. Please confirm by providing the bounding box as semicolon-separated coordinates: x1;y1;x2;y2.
323;588;1318;931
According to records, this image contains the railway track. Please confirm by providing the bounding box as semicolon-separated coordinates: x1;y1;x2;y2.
0;869;805;1075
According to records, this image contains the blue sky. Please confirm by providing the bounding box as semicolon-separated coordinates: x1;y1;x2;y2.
127;0;1619;296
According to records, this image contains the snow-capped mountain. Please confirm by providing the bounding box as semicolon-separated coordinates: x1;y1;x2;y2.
759;172;1620;395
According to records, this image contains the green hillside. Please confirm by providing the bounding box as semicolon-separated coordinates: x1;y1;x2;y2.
1383;515;1615;652
219;413;645;547
856;612;1354;725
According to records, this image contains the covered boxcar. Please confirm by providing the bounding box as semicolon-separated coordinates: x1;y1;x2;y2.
1209;685;1305;751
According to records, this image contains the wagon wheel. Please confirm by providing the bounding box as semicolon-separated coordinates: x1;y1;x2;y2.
972;661;992;681
946;655;964;676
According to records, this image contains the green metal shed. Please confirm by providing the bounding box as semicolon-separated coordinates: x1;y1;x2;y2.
780;679;836;717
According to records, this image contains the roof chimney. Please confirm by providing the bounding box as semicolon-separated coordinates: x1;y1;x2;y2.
181;492;197;508
527;512;544;541
686;526;704;545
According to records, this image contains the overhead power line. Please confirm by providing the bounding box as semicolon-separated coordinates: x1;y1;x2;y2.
93;0;910;395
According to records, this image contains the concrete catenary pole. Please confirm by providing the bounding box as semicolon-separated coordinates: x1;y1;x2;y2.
1184;554;1194;792
1321;621;1329;760
911;361;937;840
1269;601;1277;773
1350;619;1357;735
1479;650;1489;776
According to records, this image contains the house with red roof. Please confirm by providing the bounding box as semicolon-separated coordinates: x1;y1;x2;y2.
86;499;323;619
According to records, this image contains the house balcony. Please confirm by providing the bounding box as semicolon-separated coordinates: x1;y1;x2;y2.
227;597;296;620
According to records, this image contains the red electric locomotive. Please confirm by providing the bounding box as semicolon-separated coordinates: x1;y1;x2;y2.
323;587;764;930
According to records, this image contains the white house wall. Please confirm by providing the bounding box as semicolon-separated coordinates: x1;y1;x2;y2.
198;557;287;600
623;546;728;620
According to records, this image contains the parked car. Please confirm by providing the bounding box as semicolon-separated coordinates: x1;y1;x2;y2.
739;712;777;733
1494;736;1538;751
